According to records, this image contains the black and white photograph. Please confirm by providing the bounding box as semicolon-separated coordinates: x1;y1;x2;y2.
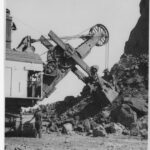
4;0;149;149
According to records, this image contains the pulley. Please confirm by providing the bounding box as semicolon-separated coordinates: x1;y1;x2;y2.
44;60;57;76
53;45;74;69
89;24;109;46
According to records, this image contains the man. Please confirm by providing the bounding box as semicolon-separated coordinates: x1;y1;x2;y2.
28;106;43;138
90;65;99;81
102;69;114;86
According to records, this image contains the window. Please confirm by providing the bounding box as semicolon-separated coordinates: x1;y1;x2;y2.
27;71;42;98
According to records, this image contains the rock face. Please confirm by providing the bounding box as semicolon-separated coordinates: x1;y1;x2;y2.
125;0;149;55
124;0;149;55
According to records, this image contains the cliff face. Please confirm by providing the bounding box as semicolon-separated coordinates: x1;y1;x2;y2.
124;0;149;55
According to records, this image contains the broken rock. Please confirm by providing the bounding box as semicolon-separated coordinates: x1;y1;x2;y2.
111;104;137;128
93;125;107;137
105;123;123;135
137;115;148;130
48;122;59;132
82;119;91;132
122;128;130;135
137;115;148;139
130;122;139;136
124;97;148;116
62;123;74;135
140;129;148;139
90;119;98;130
74;124;84;132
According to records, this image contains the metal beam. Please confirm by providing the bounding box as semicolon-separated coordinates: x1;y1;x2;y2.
48;30;91;76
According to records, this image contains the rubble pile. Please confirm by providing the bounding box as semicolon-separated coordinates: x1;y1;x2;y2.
41;47;148;139
111;54;148;94
41;53;148;138
24;0;149;139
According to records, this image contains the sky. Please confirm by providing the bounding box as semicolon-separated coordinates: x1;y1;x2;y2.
6;0;141;104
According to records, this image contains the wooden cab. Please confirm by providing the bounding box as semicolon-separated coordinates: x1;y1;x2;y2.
5;49;43;113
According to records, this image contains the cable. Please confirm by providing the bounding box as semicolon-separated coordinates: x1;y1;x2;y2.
105;41;109;70
13;16;93;42
40;50;49;56
75;25;92;37
13;16;44;35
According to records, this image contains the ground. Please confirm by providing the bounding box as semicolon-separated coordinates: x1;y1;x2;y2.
5;133;147;150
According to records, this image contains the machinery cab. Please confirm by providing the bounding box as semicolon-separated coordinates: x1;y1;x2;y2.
5;49;43;113
5;50;43;99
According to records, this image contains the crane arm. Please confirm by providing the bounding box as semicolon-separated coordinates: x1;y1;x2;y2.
48;30;118;103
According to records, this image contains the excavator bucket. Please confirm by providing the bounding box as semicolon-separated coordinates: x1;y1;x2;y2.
97;76;119;103
101;84;118;103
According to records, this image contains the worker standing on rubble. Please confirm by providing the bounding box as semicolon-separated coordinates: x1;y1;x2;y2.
86;65;102;93
90;65;99;81
102;69;115;86
28;106;43;138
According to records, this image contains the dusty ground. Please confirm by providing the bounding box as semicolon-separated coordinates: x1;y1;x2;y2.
5;133;148;150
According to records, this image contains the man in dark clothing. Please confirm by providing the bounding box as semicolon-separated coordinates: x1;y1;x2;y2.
90;65;99;81
102;69;114;86
28;107;43;138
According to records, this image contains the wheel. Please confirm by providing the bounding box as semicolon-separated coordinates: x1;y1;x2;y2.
89;24;109;46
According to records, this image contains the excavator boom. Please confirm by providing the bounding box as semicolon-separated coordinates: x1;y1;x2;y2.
47;30;118;103
15;24;118;103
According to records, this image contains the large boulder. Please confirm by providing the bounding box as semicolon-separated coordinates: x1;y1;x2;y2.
62;123;74;135
82;119;91;132
124;97;148;117
110;104;137;128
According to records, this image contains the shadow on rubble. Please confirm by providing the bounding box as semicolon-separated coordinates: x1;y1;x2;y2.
55;96;82;115
76;94;110;120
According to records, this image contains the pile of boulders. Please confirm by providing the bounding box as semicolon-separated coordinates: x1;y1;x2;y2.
42;53;148;139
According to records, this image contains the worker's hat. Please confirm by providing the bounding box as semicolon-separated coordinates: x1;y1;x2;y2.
103;68;109;73
90;65;99;72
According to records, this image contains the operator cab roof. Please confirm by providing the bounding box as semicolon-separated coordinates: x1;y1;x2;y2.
6;49;43;64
